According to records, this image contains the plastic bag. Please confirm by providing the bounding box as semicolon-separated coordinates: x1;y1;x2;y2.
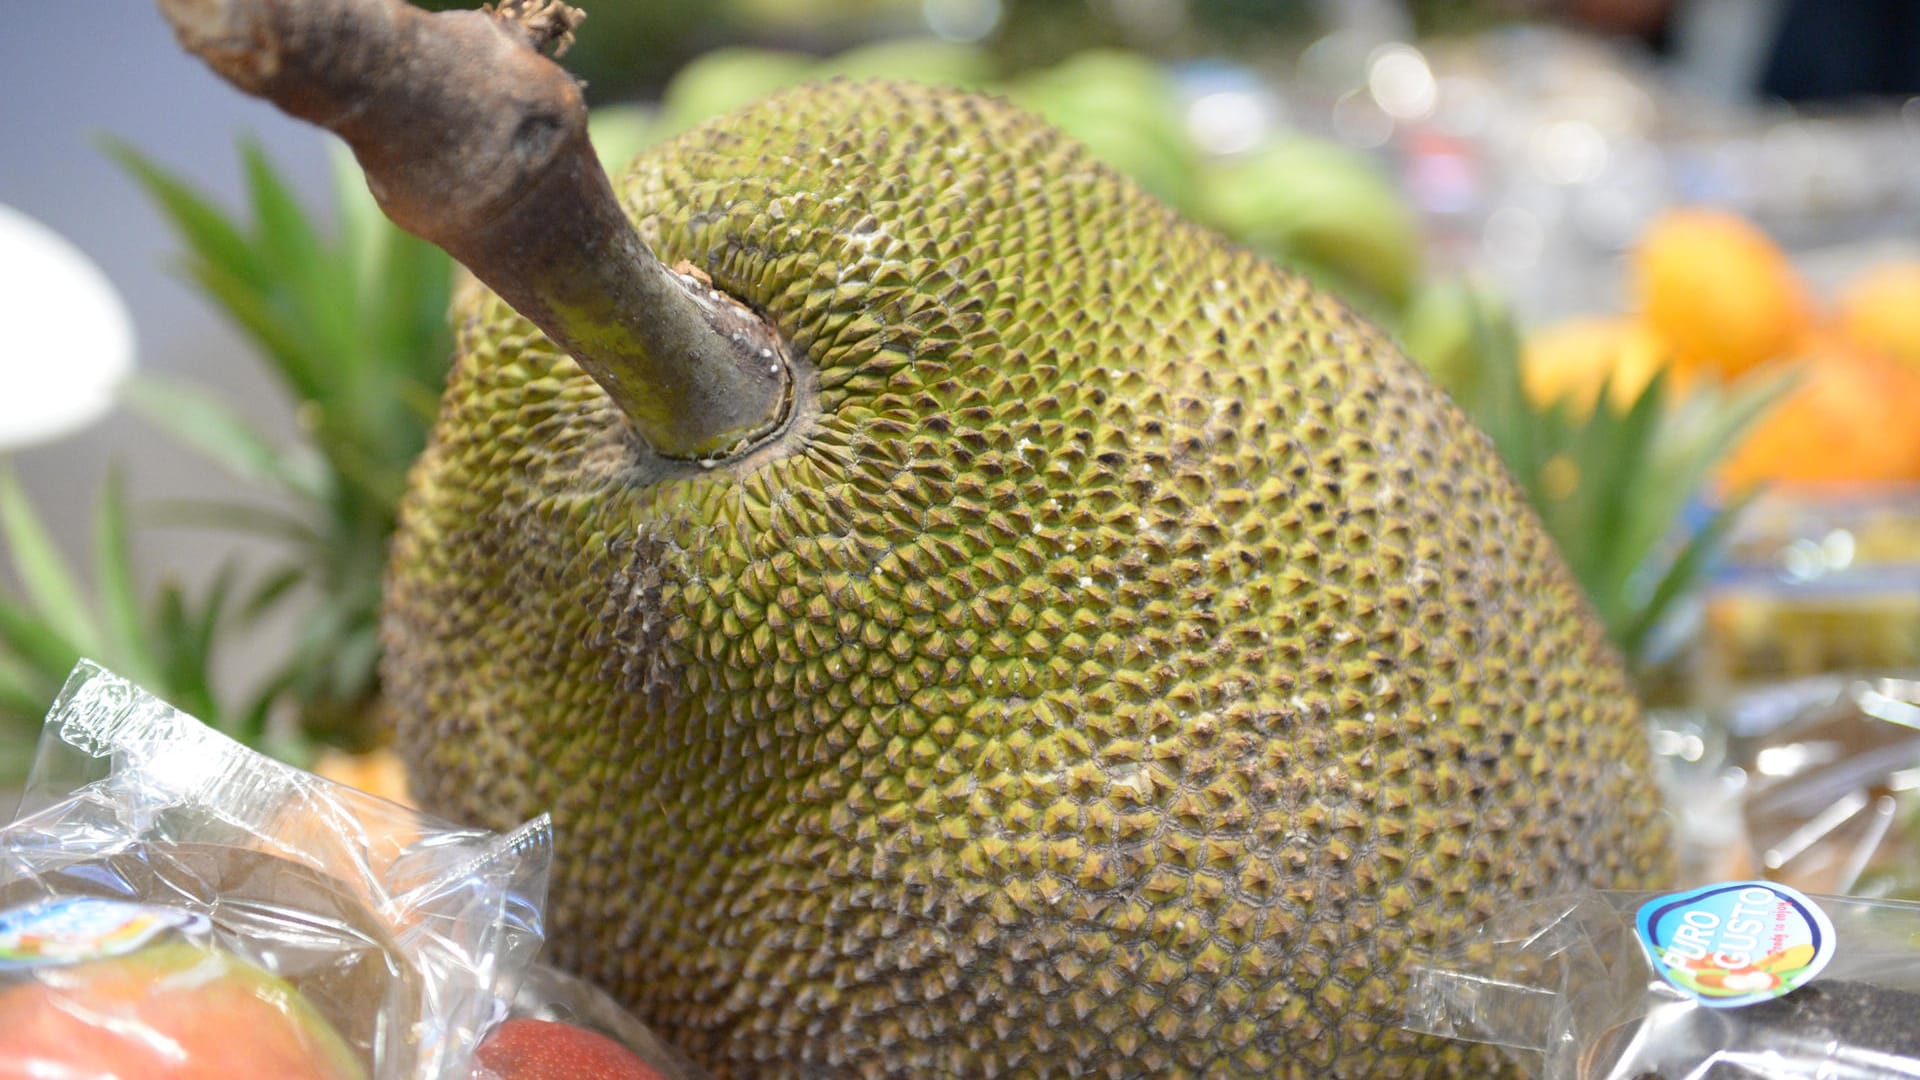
1405;883;1920;1079
503;963;712;1080
1735;675;1920;899
0;902;372;1079
0;661;553;1079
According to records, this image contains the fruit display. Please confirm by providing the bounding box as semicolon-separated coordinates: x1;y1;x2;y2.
1514;209;1920;682
396;83;1663;1075
12;0;1919;1077
163;1;1672;1074
1523;208;1920;491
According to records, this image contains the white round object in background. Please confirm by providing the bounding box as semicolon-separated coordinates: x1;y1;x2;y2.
0;203;136;451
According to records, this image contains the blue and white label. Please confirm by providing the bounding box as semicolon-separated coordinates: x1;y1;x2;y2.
0;897;208;969
1635;881;1835;1008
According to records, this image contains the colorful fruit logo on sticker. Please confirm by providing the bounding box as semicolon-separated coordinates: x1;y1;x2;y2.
0;898;209;969
1635;881;1835;1009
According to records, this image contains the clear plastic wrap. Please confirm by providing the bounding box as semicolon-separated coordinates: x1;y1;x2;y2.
1736;675;1920;899
0;661;553;1079
503;963;712;1080
1652;673;1920;900
0;906;372;1079
1405;884;1920;1079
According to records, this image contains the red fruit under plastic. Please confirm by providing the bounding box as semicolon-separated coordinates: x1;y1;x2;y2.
473;1019;666;1080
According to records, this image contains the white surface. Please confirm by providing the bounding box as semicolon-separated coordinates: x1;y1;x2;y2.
0;203;135;451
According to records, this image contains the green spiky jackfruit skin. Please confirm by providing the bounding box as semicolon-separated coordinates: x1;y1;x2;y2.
383;81;1668;1077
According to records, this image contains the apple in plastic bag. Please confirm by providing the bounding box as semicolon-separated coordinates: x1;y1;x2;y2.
473;1019;666;1080
0;941;367;1080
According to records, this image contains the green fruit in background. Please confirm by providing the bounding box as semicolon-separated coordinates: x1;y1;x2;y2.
588;105;663;176
659;39;993;142
1199;135;1422;308
658;47;817;133
1008;50;1198;209
819;37;994;86
726;0;920;32
384;81;1668;1077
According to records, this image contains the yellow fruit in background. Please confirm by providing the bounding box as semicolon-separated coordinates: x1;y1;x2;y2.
1631;208;1813;380
1836;260;1920;369
313;748;413;807
1523;315;1671;411
1719;343;1920;491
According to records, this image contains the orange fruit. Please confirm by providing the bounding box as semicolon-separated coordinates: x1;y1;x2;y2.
1719;341;1920;491
312;747;413;806
1523;315;1674;412
1835;259;1920;369
1631;208;1814;380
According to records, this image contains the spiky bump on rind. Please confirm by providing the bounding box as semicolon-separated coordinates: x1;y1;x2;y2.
384;80;1668;1078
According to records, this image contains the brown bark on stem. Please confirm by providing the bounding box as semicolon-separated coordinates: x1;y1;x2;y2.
157;0;793;461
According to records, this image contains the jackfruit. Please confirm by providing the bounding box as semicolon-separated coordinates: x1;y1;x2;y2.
383;81;1668;1077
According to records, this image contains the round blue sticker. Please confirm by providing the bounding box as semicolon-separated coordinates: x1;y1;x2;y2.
1635;881;1835;1009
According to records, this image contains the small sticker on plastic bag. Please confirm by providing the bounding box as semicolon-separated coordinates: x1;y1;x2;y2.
0;897;208;969
1635;881;1836;1008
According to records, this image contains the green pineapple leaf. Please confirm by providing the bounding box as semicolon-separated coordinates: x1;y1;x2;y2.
0;597;82;689
0;463;258;779
91;465;155;688
121;377;327;501
0;652;44;724
102;140;268;293
111;138;454;751
0;467;102;655
147;561;242;734
1443;288;1783;674
1619;486;1760;660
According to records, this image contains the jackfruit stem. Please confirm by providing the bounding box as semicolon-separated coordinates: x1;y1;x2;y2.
155;0;793;461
